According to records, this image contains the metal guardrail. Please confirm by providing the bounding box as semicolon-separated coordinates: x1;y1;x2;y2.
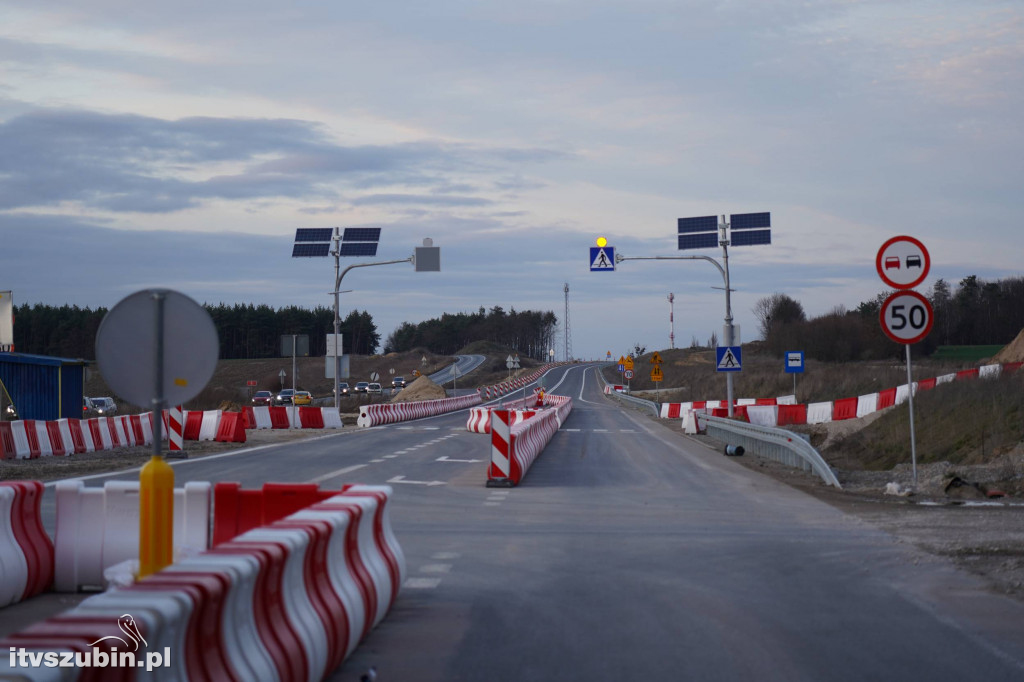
696;413;842;489
593;365;661;417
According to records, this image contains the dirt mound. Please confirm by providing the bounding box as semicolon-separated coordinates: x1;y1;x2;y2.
992;328;1024;363
390;375;447;403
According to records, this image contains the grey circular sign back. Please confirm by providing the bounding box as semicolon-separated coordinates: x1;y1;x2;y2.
96;289;219;408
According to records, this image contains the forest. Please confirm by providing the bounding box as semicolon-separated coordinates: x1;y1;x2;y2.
384;306;559;359
9;302;380;360
753;275;1024;362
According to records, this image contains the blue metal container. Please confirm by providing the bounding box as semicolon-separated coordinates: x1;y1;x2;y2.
0;352;87;421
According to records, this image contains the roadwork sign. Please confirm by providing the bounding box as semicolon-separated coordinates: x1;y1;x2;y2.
650;366;663;382
715;346;742;372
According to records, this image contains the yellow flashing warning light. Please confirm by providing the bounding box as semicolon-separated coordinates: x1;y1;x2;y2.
596;236;608;248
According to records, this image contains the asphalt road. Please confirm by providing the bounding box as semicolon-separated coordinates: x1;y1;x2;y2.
15;363;1024;680
427;353;486;386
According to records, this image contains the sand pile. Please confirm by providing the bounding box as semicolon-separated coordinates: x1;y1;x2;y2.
390;375;447;402
992;328;1024;364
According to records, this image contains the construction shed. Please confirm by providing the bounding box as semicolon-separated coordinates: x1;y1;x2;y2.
0;352;88;421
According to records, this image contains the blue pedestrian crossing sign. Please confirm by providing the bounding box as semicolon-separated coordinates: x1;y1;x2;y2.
590;246;615;271
716;346;742;372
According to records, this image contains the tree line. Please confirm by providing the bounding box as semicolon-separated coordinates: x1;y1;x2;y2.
9;302;381;360
753;275;1024;362
385;306;559;358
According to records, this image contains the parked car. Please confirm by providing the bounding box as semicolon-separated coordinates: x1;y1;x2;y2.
368;382;382;393
274;389;295;405
392;376;406;388
293;390;313;406
339;382;350;396
90;397;117;416
353;382;369;393
252;390;274;406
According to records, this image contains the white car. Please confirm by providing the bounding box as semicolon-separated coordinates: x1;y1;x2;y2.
368;382;382;393
90;397;117;416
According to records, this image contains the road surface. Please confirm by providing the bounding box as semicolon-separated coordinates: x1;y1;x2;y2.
14;363;1024;680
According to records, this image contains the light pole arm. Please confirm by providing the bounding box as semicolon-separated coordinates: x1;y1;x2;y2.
335;257;413;292
615;254;727;287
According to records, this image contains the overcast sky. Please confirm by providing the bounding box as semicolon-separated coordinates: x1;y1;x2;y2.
1;1;1021;361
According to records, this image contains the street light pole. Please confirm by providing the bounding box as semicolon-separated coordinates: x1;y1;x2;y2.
330;256;413;411
616;250;737;417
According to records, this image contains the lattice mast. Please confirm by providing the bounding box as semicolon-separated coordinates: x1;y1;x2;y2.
564;282;572;361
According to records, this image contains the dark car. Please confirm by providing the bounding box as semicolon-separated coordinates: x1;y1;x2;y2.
339;382;350;396
274;389;296;405
353;382;369;394
252;390;274;406
392;376;406;389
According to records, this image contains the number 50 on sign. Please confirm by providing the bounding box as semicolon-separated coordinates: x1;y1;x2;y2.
879;290;933;345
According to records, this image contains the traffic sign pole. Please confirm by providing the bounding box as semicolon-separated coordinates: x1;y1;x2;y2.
876;237;932;489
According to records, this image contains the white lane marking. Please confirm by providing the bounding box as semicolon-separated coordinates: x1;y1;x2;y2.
388;475;447;487
620;429;636;433
420;564;452;574
593;429;609;433
309;463;367;484
433;552;460;560
371;459;385;462
384;455;398;459
423;427;440;430
578;365;603;404
436;455;483;463
562;428;581;432
404;578;442;589
397;426;413;430
484;502;502;507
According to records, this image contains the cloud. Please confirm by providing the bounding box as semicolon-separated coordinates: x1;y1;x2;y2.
0;109;568;214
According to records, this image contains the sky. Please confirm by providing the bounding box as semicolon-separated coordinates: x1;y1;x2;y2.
1;1;1022;360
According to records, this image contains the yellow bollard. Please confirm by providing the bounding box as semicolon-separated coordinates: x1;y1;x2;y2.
138;454;174;579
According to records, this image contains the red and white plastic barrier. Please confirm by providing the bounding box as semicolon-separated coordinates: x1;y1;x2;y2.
357;392;482;427
3;483;405;680
0;481;54;608
467;391;544;434
53;480;212;592
659;361;1023;429
487;395;573;487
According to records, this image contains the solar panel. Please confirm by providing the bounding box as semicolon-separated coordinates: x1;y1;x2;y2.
339;242;379;257
291;243;331;257
342;227;382;243
294;228;333;242
678;233;719;250
730;229;771;246
677;216;719;234
730;212;771;230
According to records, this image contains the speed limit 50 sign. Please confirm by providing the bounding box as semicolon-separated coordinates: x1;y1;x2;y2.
879;290;933;345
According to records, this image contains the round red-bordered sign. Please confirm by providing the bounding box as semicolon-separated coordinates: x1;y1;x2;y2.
876;235;930;289
879;290;933;345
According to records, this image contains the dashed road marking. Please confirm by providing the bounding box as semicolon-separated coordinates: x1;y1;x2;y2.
404;578;442;589
308;463;367;484
420;564;452;574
